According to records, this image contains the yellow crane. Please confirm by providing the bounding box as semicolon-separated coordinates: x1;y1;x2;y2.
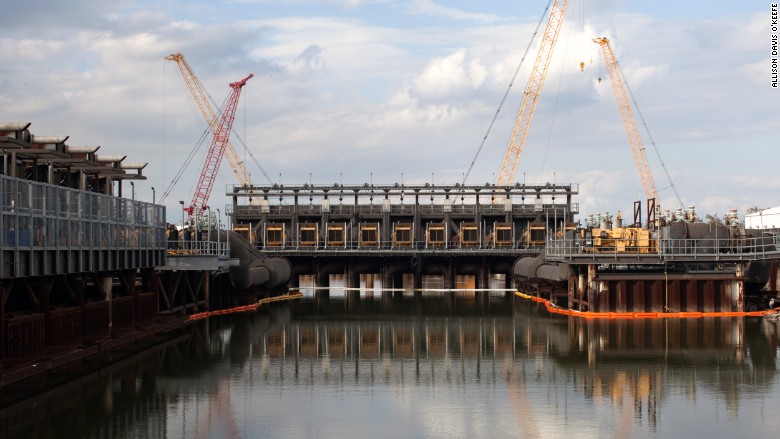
496;0;571;186
593;37;658;202
165;53;260;205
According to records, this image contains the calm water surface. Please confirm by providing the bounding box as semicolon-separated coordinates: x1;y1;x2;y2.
2;290;780;439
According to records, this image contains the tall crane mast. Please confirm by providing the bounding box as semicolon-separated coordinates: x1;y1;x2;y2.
593;37;658;202
165;53;259;205
186;73;253;218
496;0;571;186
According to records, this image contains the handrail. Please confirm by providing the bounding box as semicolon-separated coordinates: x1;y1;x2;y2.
544;233;780;263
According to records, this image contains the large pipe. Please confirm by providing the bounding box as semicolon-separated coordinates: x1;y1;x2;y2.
513;254;571;284
218;230;292;291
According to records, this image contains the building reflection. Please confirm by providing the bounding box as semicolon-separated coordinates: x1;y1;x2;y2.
1;296;779;438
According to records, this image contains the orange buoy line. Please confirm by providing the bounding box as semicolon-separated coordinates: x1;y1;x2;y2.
514;291;777;319
188;292;304;321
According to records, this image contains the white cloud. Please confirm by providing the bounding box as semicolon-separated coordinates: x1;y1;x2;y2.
409;48;487;99
405;0;506;24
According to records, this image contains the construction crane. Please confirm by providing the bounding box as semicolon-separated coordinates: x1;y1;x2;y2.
496;0;571;186
593;37;657;203
186;73;253;218
165;53;260;205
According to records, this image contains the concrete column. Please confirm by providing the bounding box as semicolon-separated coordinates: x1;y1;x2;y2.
382;264;393;290
586;264;599;312
413;271;422;295
448;260;456;290
567;269;576;310
100;275;114;328
732;264;746;312
577;268;586;311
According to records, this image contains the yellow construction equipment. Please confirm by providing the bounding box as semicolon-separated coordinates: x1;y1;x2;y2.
496;0;571;186
585;227;656;254
593;37;658;203
165;53;260;205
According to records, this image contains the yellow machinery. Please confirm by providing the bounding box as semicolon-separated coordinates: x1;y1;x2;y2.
587;227;656;253
393;223;413;247
497;0;571;185
299;223;319;247
555;224;577;239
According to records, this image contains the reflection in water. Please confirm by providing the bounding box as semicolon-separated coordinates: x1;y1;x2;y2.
2;294;780;438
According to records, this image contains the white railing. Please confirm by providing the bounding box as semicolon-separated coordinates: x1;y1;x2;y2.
167;238;231;257
544;234;780;262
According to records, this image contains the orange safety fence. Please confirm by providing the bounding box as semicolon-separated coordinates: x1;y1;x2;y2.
514;291;777;319
188;292;304;321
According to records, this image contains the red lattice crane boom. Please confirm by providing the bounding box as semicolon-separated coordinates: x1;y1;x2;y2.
185;73;253;217
593;37;658;202
496;0;571;186
165;53;259;205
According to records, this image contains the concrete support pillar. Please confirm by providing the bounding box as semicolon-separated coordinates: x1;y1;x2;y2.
732;263;746;312
100;275;114;328
448;261;456;290
394;272;405;299
586;264;598;312
382;264;393;290
567;269;576;310
476;263;488;290
577;268;586;311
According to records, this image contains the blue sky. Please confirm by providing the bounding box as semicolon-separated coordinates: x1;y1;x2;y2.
1;0;776;221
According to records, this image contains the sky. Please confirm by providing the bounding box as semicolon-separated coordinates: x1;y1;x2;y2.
1;0;777;223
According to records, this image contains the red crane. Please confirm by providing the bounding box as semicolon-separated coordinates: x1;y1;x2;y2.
185;73;253;218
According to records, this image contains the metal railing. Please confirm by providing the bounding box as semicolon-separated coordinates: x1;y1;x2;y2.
167;238;231;257
232;202;577;217
544;233;780;263
1;174;166;252
258;238;535;254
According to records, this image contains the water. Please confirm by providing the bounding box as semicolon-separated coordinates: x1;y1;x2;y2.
2;291;780;439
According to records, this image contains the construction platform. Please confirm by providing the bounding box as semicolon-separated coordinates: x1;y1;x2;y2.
0;122;236;388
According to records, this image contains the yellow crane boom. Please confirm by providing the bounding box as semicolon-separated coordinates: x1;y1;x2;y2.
593;37;658;202
496;0;571;186
165;53;259;205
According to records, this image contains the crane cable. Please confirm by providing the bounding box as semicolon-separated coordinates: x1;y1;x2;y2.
615;57;685;210
461;0;554;186
194;74;275;185
159;93;232;204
